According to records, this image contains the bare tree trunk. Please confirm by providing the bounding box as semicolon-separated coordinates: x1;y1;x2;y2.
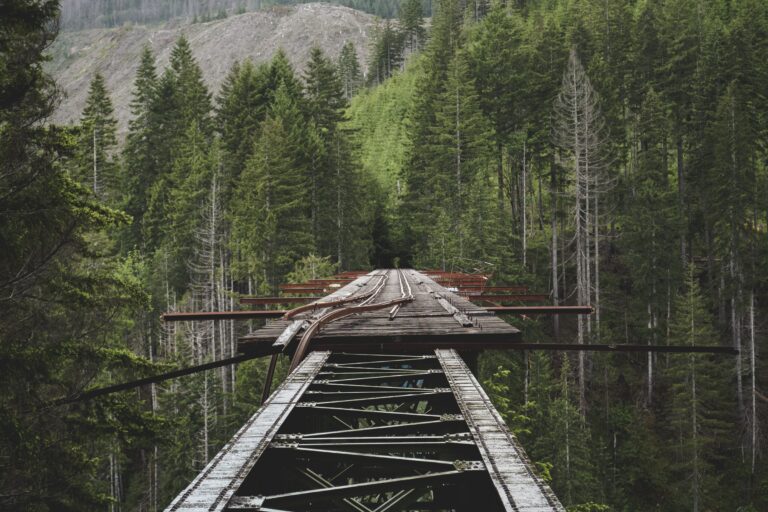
691;352;699;512
677;137;686;265
551;157;560;340
93;127;99;195
749;291;757;475
554;49;609;415
522;139;527;269
594;193;600;338
648;302;653;404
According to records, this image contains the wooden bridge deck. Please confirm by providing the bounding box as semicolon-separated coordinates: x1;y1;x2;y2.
239;269;521;355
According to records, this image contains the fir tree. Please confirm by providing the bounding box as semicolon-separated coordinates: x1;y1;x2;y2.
76;73;118;200
123;45;159;248
621;88;681;403
368;20;404;86
169;35;212;137
399;0;426;55
230;110;311;291
430;49;492;259
216;59;270;199
665;266;733;511
304;47;346;139
338;41;362;99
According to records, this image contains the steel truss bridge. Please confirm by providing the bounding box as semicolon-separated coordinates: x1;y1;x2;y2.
156;269;733;512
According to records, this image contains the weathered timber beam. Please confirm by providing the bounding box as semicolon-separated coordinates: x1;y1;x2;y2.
239;296;317;305
458;286;530;292
465;294;550;302
486;306;594;315
308;341;738;354
162;310;286;321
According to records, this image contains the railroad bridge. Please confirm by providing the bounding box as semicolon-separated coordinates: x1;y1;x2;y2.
166;269;568;511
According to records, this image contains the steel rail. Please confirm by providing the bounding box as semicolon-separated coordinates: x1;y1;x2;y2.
289;272;415;371
388;269;413;320
282;274;386;320
262;274;388;403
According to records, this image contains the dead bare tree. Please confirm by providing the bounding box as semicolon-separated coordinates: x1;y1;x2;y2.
553;48;610;415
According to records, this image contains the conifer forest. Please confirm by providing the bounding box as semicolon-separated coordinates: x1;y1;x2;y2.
2;0;768;511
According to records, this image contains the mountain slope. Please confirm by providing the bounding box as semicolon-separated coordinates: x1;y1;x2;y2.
46;3;375;135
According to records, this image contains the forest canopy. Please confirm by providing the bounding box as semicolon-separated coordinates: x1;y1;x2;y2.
1;0;767;511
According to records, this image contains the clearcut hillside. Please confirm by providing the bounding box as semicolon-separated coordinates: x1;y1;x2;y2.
46;3;376;136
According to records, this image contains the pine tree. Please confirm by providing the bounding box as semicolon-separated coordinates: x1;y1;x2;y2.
141;70;177;251
216;59;271;199
400;0;464;264
467;4;527;214
76;73;118;201
665;266;733;512
123;45;159;248
169;35;212;136
1;4;162;509
165;120;216;289
430;49;493;260
399;0;426;55
368;20;404;86
338;41;362;99
267;49;304;104
304;47;346;138
622;88;681;403
230;109;311;292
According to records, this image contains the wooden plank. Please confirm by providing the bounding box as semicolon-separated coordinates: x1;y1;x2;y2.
163;310;285;321
273;320;307;350
435;294;474;327
465;294;549;302
240;296;317;305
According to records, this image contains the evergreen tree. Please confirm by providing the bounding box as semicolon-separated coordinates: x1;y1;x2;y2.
304;47;346;138
400;0;464;264
76;73;118;201
216;59;271;199
267;49;304;104
621;88;681;403
338;41;362;99
169;35;212;136
368;20;404;85
230;105;312;291
665;266;733;511
399;0;426;55
1;3;161;509
123;45;159;248
429;49;493;260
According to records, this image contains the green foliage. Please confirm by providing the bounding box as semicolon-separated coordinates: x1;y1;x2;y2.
338;41;362;99
75;73;119;201
5;0;768;510
285;254;339;283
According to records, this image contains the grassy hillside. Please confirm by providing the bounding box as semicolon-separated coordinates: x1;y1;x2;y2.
346;57;422;203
